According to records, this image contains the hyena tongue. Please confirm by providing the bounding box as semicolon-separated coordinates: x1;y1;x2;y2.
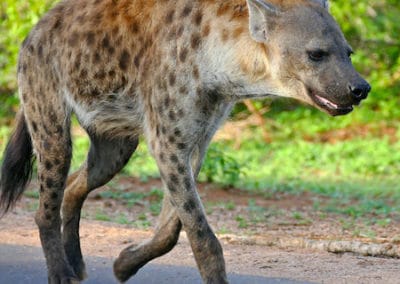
314;94;338;109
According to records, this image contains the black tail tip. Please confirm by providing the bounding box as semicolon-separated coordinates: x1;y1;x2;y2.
0;113;34;216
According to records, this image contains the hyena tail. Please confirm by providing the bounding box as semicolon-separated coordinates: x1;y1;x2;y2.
0;111;34;216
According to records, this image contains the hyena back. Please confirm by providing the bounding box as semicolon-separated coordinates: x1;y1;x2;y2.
0;0;370;283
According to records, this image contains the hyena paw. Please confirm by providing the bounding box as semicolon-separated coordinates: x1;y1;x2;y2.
113;245;147;282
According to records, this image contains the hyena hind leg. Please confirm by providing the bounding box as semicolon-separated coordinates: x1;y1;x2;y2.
27;109;78;283
62;134;139;280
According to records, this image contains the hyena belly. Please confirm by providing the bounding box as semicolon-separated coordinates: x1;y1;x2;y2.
63;89;145;138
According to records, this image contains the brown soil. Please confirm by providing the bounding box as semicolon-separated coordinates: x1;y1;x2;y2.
0;177;399;283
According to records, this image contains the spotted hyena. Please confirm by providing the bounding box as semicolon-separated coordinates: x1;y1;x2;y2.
0;0;370;283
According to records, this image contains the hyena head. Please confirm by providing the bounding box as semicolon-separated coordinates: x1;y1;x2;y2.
247;0;371;116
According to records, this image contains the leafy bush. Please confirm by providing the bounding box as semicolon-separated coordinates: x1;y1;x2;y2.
199;144;245;187
0;0;56;119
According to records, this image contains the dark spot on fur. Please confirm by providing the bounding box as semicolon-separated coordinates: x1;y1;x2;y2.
221;29;229;42
134;50;143;68
169;73;176;86
168;110;176;121
167;181;177;192
45;161;53;170
217;3;230;16
44;203;49;209
46;178;54;188
177;164;185;174
197;215;205;224
107;45;115;55
51;192;58;199
68;32;79;47
40;185;44;193
161;126;167;135
190;33;201;49
86;32;96;46
53;19;63;31
179;48;188;63
32;122;38;133
168;136;176;143
102;35;110;49
184;199;196;213
184;177;191;189
80;69;88;79
37;44;43;58
45;213;52;220
170;174;179;184
93;52;101;64
131;21;139;33
159;153;165;163
174;128;182;137
177;25;184;38
192;66;200;80
108;70;116;77
90;88;100;97
94;70;106;80
165;10;175;24
197;227;213;239
181;4;192;17
170;154;178;163
179;86;187;94
119;49;130;71
28;45;34;53
202;24;211;37
177;109;184;117
193;10;203;26
164;97;170;108
91;12;103;25
177;143;186;150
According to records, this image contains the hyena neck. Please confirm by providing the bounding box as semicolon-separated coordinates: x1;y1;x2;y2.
199;1;279;100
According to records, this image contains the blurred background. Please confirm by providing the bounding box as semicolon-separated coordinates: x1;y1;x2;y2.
0;1;399;228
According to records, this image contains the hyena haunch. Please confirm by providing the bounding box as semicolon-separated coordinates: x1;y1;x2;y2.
0;0;370;283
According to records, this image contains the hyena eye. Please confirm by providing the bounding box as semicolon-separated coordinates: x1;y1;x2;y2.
307;49;328;62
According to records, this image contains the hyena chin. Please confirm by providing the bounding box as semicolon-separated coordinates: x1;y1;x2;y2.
0;0;369;283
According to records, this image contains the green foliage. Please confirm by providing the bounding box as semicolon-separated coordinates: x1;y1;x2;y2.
0;0;56;118
199;143;245;187
0;0;55;90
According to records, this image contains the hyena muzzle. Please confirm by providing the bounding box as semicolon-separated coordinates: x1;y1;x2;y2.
0;0;370;283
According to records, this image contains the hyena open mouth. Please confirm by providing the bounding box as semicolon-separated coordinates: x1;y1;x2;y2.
307;88;354;116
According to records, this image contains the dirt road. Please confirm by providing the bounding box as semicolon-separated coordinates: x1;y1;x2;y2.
0;244;310;284
0;212;399;284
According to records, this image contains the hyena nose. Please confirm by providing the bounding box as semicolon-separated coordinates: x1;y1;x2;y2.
349;82;371;100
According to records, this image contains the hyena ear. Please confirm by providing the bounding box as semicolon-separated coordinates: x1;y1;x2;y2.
246;0;281;43
309;0;330;10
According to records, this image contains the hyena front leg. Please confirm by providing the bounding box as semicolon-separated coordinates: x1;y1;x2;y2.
157;140;227;283
114;193;182;281
114;140;215;282
62;134;138;280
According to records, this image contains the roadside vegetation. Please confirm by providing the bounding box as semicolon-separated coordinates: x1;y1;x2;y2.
1;0;399;230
